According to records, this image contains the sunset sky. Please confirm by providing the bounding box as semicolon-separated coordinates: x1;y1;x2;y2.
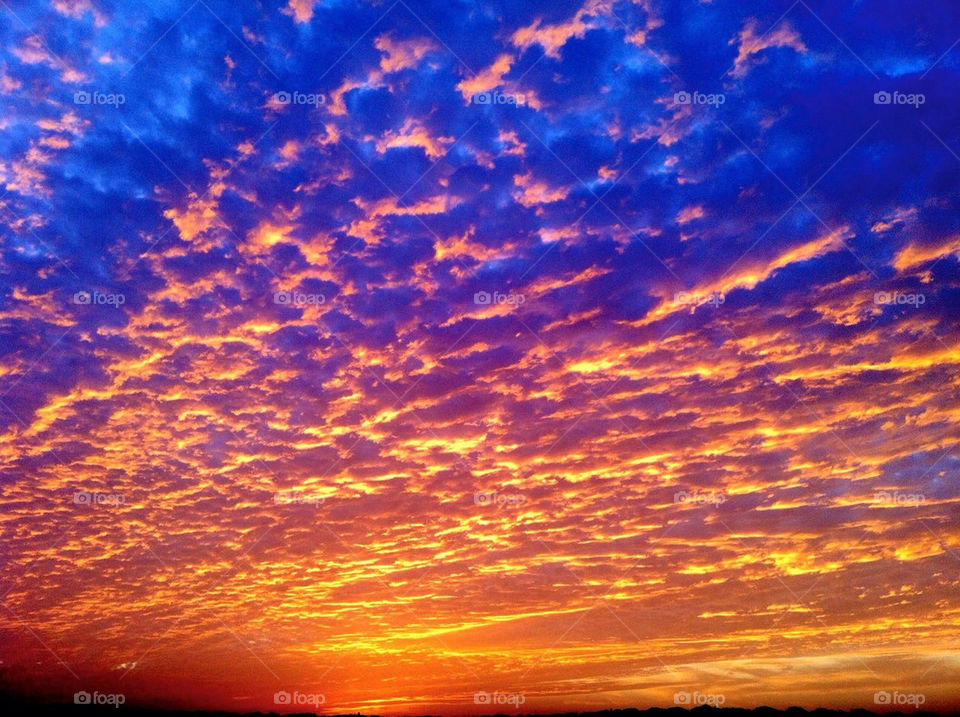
1;0;959;714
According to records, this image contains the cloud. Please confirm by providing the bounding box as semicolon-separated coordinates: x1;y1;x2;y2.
729;18;807;78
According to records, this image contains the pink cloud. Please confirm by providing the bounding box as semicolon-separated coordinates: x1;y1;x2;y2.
729;18;807;77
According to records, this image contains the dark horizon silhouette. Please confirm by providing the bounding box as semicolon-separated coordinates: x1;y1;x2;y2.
2;698;959;717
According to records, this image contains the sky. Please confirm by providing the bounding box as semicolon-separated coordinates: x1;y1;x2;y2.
0;0;959;714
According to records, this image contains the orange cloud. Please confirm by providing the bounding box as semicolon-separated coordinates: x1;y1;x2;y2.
892;234;960;272
457;53;512;98
730;18;807;77
512;15;593;59
676;205;706;224
285;0;319;24
871;206;918;234
375;118;454;159
374;34;436;74
512;171;570;207
12;35;87;82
